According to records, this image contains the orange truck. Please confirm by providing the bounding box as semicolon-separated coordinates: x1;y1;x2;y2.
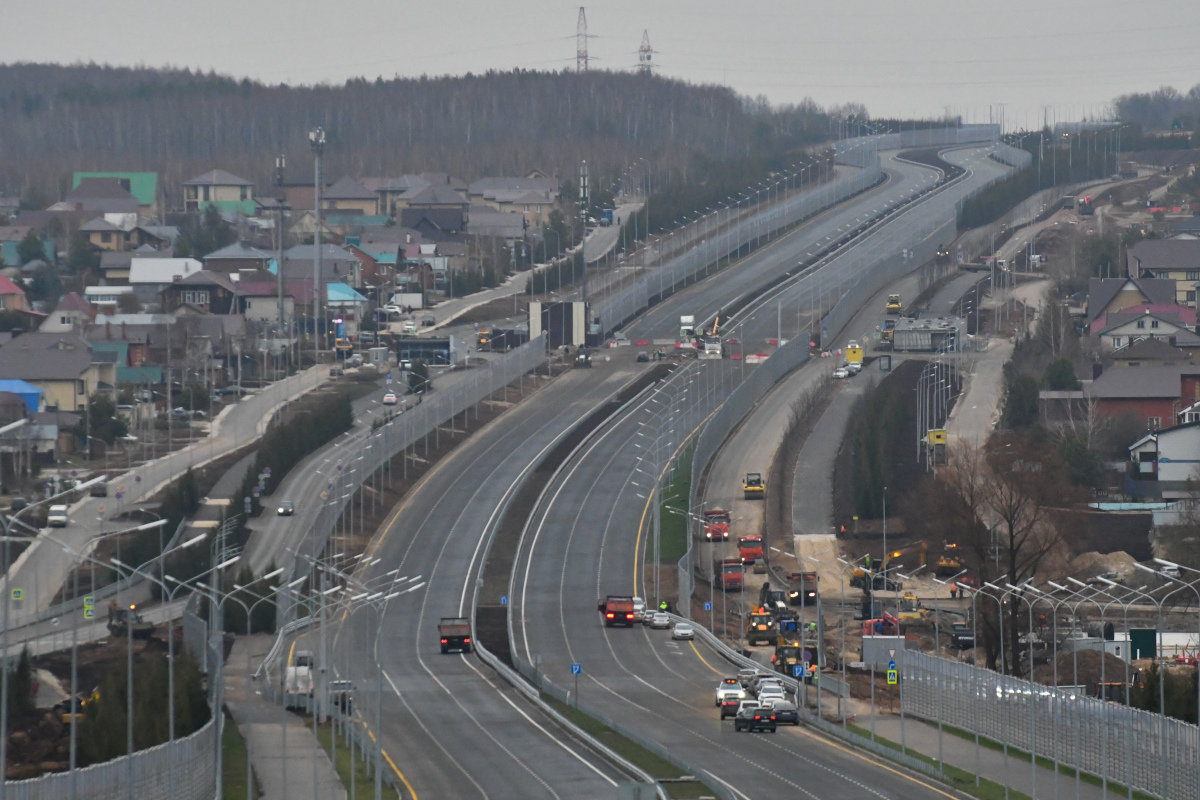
598;595;636;627
703;507;730;541
738;535;763;566
713;558;744;591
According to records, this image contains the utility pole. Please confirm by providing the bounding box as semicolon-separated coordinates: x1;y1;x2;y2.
310;128;326;368
580;160;589;340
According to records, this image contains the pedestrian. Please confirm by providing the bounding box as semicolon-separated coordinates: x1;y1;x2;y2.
949;585;957;600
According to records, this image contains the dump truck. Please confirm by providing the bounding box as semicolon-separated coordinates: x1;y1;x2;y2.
107;602;154;639
886;294;903;315
788;571;819;606
845;341;863;368
599;595;637;627
738;535;763;566
743;472;765;500
713;558;744;591
951;622;975;649
747;610;778;646
703;507;730;541
438;617;472;653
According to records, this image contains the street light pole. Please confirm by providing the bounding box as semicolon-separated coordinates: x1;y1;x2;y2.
310;128;326;371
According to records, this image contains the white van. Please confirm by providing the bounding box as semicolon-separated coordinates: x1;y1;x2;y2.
48;505;69;527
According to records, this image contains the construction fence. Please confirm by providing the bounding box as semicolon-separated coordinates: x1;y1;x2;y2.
902;650;1199;800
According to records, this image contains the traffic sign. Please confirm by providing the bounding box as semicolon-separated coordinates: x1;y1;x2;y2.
500;595;508;605
387;374;393;384
793;664;803;678
83;595;94;608
888;649;896;658
570;663;583;675
84;608;94;620
704;601;712;611
10;588;22;602
887;668;898;685
888;659;897;671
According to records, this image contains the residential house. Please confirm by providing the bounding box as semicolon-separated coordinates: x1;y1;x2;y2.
397;207;466;238
1087;364;1200;431
237;282;295;328
83;285;135;314
203;241;273;273
322;177;378;216
54;178;139;215
1127;239;1200;305
40;293;95;334
1096;307;1200;351
160;270;240;315
282;244;360;287
279;180;318;214
467;206;526;240
71;172;159;217
1087;277;1179;331
128;257;203;307
183;170;255;215
1109;337;1192;367
79;214;173;253
0;275;30;313
1127;421;1200;499
326;283;368;334
371;175;429;217
0;332;116;411
468;176;560;206
343;244;394;295
99;251;134;284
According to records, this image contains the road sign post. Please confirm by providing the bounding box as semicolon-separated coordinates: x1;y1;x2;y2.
570;663;582;707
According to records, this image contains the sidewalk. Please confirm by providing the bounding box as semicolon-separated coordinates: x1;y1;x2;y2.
863;713;1110;800
224;635;346;800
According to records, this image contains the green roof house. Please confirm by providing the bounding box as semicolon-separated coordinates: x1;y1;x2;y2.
183;170;255;215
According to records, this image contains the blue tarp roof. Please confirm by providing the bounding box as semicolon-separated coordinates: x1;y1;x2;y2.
0;379;43;413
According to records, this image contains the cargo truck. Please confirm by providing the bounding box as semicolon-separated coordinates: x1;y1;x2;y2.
713;558;744;591
703;507;730;541
679;315;696;340
285;650;315;709
438;617;472;653
788;571;819;606
738;535;763;566
598;595;636;627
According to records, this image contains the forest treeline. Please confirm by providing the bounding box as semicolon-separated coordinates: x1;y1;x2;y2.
0;64;842;207
1114;84;1200;133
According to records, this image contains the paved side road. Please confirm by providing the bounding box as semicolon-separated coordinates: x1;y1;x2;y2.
3;364;330;618
224;635;347;800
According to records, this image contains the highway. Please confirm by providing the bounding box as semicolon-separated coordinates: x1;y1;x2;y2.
508;145;1012;798
312;143;1007;799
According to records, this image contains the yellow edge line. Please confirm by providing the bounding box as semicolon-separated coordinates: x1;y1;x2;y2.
365;726;418;799
792;726;961;800
688;641;721;675
287;640;296;667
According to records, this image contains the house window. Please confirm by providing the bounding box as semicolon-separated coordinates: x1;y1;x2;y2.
60;316;69;324
1112;337;1123;348
202;186;210;201
240;186;249;200
101;232;112;244
1136;320;1145;329
1189;271;1199;281
1151;320;1160;328
523;205;530;213
1148;417;1162;430
1189;291;1197;302
182;290;208;305
77;380;86;394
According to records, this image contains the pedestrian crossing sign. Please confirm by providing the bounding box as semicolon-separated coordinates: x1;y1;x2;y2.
10;588;22;602
83;595;94;608
887;668;898;685
84;608;95;620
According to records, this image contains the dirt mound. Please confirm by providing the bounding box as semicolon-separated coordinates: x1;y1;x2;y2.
1033;649;1129;691
1067;550;1138;581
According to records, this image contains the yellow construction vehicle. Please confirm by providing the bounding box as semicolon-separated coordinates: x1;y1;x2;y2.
898;592;928;622
770;634;804;675
743;472;765;500
935;543;963;577
700;314;723;360
886;294;903;315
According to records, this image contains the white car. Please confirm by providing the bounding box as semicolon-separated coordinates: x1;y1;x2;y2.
383;305;403;318
402;321;418;334
648;612;671;629
672;622;694;640
833;366;850;379
715;678;746;706
47;505;69;527
382;392;398;406
758;688;787;706
631;597;646;622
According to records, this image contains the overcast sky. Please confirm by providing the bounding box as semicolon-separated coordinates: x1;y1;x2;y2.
7;0;1198;127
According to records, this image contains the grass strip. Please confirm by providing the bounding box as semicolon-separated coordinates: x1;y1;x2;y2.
222;714;260;799
315;720;401;800
659;446;693;563
542;693;717;799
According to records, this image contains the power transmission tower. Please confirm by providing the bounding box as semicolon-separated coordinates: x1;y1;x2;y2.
637;30;656;75
576;7;590;72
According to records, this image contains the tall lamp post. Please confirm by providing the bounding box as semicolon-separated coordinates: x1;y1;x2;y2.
309;127;326;369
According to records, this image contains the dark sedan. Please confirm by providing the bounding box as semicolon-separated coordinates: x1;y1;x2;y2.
765;700;799;725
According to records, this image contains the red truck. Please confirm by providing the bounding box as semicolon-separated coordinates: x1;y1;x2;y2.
738;535;763;566
438;617;472;654
713;558;744;591
598;595;636;627
703;508;730;541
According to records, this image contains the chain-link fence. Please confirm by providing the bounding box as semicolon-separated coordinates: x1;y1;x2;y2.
4;713;216;800
903;651;1199;799
282;336;549;590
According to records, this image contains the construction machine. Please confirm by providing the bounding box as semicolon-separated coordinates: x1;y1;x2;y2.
108;601;154;639
897;592;928;622
934;543;963;577
699;314;723;360
886;294;903;315
747;610;778;646
861;613;900;637
743;472;765;500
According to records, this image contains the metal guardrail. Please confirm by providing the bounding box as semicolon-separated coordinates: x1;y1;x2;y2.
903;650;1199;800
